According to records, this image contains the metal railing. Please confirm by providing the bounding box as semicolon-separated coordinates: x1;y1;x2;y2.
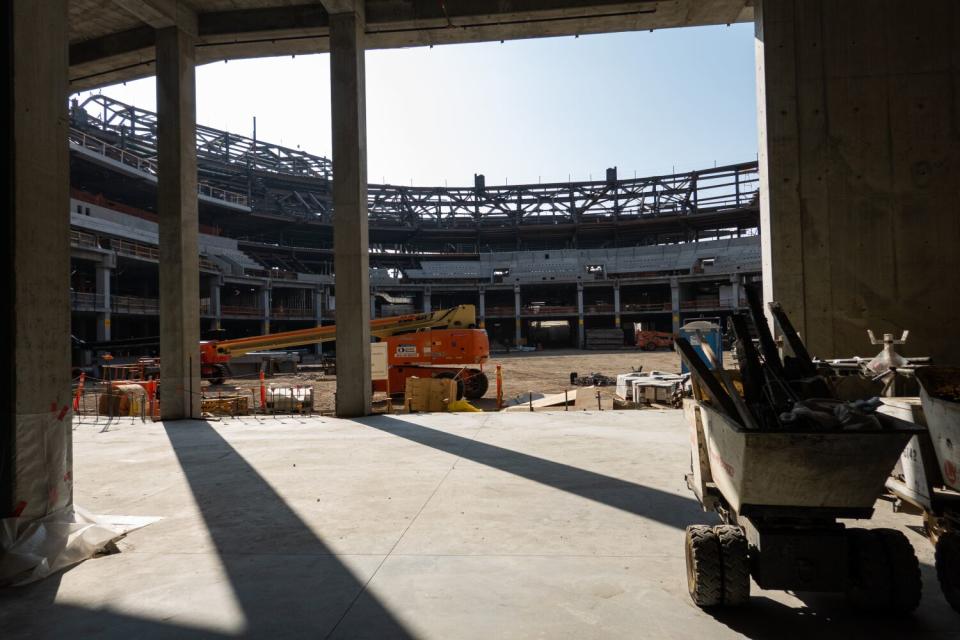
108;237;159;261
69;127;249;207
71;291;104;310
680;299;722;310
221;304;262;317
70;229;99;249
622;302;672;312
271;307;315;319
111;295;160;314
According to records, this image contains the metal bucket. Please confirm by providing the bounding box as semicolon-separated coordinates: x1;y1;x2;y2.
915;366;960;493
697;403;920;514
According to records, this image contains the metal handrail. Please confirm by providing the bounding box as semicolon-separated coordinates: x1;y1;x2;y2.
69;128;249;207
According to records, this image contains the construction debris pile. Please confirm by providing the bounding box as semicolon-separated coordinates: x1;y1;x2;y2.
569;371;616;387
677;285;890;432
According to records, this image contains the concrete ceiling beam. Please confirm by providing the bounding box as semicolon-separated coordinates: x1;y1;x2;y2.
112;0;198;35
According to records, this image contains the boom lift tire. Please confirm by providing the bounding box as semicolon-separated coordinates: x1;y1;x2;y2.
936;531;960;612
715;525;750;606
685;525;723;607
463;370;489;399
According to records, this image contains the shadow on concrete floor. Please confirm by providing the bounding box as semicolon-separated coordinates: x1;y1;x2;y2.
710;560;955;640
355;414;705;531
1;420;414;640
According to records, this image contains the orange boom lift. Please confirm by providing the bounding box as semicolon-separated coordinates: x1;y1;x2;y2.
199;305;490;399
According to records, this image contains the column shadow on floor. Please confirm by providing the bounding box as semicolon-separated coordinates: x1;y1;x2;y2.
355;414;705;530
1;419;415;640
161;419;413;639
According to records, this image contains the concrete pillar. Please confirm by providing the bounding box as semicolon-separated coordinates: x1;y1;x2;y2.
478;287;486;328
261;287;271;335
157;19;200;419
330;6;371;417
96;264;112;341
6;0;72;520
756;0;960;361
423;288;432;314
513;285;522;346
370;292;377;319
613;282;621;328
670;277;681;334
576;283;585;349
729;274;741;309
314;288;324;356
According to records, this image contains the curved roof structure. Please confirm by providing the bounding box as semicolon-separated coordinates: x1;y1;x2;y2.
69;1;754;89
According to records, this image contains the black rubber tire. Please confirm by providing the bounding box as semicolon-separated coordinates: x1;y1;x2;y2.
715;525;750;606
685;525;723;607
643;342;657;351
434;372;464;400
874;528;922;614
935;532;960;613
846;529;894;610
463;370;489;399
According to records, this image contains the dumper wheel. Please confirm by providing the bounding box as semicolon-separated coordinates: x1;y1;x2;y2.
935;532;960;612
463;371;489;399
685;525;723;607
846;529;894;610
875;528;922;613
715;525;750;606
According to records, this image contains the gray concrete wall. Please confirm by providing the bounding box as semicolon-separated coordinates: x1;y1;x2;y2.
756;0;960;361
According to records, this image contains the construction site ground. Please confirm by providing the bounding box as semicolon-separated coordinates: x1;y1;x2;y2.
216;348;688;414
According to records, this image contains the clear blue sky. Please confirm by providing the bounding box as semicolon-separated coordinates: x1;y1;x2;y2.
74;23;757;187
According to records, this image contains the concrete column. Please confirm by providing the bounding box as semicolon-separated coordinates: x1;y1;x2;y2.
478;287;486;328
330;6;371;417
513;285;522;346
95;264;112;341
729;274;741;309
423;288;432;314
756;0;960;361
370;292;377;319
314;288;324;356
6;0;72;520
576;283;585;349
670;277;681;334
613;282;621;328
261;287;271;335
157;20;200;419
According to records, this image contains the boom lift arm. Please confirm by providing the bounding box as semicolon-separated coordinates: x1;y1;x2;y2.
200;304;477;363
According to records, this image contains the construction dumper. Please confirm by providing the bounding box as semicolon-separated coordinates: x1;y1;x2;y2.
884;366;960;612
679;285;923;612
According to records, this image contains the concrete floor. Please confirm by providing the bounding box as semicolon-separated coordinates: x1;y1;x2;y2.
1;411;957;639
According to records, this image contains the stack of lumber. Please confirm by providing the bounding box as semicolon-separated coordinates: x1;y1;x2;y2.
201;395;250;416
405;377;458;412
585;328;625;350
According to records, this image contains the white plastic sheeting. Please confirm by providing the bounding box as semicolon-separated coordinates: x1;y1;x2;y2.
0;504;160;585
13;411;73;522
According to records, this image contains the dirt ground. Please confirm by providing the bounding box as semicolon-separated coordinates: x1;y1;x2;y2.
216;347;684;414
